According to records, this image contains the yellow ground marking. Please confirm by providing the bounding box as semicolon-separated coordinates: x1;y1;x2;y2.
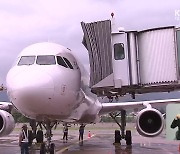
56;134;95;154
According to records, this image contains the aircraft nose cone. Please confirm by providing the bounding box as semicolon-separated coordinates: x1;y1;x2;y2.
7;69;54;115
9;69;54;90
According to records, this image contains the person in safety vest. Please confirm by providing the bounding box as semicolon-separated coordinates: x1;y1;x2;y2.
19;124;32;154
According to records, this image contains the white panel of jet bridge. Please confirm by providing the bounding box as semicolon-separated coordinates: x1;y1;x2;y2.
137;27;178;85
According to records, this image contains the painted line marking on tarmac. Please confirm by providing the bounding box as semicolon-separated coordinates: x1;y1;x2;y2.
56;134;95;154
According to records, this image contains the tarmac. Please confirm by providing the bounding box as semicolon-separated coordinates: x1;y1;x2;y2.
0;123;179;154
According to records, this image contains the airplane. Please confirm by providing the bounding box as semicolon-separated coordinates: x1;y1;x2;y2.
0;42;179;153
0;84;6;91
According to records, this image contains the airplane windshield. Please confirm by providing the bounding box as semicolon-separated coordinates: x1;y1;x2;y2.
18;56;35;65
57;56;68;68
63;57;73;69
36;55;56;65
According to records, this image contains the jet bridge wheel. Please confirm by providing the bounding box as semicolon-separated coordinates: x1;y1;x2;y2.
125;130;132;146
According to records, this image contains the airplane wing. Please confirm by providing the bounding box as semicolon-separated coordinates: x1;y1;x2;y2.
99;98;180;114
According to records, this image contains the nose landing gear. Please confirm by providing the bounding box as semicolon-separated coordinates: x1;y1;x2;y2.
40;142;55;154
38;121;56;154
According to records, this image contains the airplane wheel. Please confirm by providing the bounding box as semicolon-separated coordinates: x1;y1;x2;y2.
125;130;132;146
36;130;44;143
50;143;55;154
40;143;46;154
114;130;121;143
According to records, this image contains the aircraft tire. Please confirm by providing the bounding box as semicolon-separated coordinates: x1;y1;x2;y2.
36;130;43;143
125;130;132;146
40;143;45;154
50;143;55;154
114;130;121;143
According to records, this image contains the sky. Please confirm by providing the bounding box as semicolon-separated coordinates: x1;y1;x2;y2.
0;0;180;85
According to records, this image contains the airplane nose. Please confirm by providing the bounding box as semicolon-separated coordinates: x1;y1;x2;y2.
7;69;54;115
9;69;54;90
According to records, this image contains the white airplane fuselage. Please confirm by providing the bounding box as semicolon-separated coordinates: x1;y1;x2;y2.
5;42;173;139
6;42;101;123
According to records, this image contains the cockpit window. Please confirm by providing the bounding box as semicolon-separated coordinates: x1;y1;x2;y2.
63;57;73;69
57;56;68;68
18;56;35;65
36;55;56;65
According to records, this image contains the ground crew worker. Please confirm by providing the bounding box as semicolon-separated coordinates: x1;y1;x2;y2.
19;124;30;154
79;124;85;141
171;114;180;140
63;124;68;143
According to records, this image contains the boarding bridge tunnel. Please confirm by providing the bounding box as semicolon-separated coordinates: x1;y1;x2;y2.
81;19;180;99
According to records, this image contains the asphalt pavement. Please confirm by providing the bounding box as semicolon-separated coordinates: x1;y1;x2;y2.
0;123;179;154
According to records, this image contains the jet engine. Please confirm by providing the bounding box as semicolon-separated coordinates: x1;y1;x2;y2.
0;110;15;137
136;108;164;137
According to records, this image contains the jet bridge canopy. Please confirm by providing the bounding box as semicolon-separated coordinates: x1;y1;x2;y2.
81;20;180;98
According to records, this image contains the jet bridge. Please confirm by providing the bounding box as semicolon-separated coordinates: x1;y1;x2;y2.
81;20;180;98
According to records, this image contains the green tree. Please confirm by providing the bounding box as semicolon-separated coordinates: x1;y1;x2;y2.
11;108;29;123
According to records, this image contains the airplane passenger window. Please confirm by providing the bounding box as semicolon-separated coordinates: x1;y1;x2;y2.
18;56;35;65
57;56;68;68
36;55;56;65
63;57;73;69
114;43;125;60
